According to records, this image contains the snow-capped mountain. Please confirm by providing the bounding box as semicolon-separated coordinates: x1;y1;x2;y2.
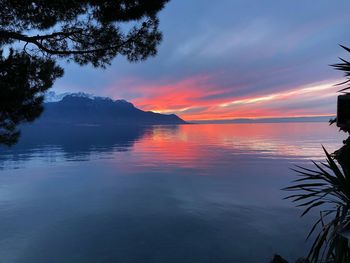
44;91;111;103
39;92;186;125
45;91;73;102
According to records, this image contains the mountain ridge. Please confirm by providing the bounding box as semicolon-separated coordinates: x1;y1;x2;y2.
38;93;187;125
192;116;334;124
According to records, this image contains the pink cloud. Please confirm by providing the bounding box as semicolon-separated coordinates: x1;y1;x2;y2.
103;75;339;121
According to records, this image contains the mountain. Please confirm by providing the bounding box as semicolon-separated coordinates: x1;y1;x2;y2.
192;116;334;124
38;93;187;125
45;91;97;102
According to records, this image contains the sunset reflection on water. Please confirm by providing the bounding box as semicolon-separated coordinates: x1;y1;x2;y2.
0;122;346;263
127;123;344;170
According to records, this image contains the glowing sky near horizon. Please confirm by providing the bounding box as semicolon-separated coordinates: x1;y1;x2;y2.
53;0;350;121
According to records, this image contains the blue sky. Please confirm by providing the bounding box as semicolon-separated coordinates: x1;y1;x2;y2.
53;0;350;120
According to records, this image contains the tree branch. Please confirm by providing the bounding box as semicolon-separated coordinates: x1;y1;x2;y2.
0;29;142;56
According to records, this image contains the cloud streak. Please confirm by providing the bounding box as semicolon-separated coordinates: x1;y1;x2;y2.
104;75;338;121
53;0;350;121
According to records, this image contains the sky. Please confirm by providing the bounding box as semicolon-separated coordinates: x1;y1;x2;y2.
53;0;350;121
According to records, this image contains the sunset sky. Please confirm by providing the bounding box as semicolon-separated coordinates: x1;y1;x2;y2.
53;0;350;121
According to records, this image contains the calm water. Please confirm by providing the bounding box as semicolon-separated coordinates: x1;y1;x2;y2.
0;123;345;263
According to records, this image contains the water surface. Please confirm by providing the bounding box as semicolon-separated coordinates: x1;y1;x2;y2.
0;123;345;263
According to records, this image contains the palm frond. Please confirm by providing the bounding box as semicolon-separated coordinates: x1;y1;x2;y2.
285;147;350;263
332;45;350;94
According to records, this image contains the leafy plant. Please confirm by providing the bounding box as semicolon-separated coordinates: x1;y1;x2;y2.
284;147;350;263
332;45;350;94
284;45;350;262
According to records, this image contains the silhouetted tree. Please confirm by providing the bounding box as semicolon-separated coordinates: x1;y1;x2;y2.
331;45;350;174
0;0;169;145
284;46;350;263
0;50;63;145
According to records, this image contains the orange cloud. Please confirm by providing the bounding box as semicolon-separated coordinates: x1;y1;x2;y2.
107;75;339;121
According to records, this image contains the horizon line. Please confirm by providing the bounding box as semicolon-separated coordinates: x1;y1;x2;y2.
186;114;335;123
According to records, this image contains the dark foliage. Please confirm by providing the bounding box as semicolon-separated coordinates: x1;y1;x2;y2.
270;255;309;263
0;49;63;145
284;45;350;263
271;255;289;263
0;0;169;145
331;46;350;174
332;45;350;94
0;0;169;67
284;147;350;263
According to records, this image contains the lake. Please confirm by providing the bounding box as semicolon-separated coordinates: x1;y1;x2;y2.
0;122;345;263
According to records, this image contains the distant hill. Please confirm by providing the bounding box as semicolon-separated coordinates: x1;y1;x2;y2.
37;93;187;125
193;116;335;124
